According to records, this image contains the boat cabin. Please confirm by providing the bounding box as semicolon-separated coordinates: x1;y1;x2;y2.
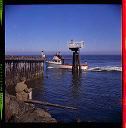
52;55;62;64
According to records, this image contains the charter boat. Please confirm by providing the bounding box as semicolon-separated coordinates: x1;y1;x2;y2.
46;54;88;71
46;40;88;71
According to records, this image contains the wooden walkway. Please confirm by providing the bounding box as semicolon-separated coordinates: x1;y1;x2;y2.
5;55;45;86
5;55;44;62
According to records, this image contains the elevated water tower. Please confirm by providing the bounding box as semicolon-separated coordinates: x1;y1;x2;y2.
68;40;84;73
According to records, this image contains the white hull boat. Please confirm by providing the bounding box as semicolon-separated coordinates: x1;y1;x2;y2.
45;40;88;71
46;60;88;71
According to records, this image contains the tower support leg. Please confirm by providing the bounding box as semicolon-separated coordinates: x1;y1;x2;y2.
72;51;81;73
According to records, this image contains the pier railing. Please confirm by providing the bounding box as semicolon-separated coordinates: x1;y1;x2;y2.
5;55;45;61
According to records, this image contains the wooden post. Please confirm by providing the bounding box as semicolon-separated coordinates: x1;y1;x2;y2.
69;40;84;73
72;50;81;73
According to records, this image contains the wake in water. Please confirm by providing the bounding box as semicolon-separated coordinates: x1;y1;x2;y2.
47;66;122;72
88;66;122;72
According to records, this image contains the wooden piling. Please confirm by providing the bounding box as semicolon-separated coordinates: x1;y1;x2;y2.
71;50;81;73
5;55;44;86
69;40;84;73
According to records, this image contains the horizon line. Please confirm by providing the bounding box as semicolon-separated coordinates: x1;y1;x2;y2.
5;53;121;56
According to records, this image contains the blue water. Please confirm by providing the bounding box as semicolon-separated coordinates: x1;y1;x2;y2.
32;55;122;123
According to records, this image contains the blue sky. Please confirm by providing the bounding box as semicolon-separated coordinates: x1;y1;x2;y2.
5;4;121;55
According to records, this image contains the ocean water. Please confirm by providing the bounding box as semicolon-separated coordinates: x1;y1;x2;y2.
32;55;122;123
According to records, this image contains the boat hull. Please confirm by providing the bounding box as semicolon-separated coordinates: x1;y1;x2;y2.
46;61;88;71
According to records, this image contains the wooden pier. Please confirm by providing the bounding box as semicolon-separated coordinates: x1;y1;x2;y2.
5;55;45;87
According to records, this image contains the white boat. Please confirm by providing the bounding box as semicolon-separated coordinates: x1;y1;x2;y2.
46;55;88;71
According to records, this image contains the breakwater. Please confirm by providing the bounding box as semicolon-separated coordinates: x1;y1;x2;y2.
5;55;44;92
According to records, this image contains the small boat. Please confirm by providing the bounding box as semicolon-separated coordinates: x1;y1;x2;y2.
46;54;88;71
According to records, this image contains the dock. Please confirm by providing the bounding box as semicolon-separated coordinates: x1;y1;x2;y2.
5;55;45;87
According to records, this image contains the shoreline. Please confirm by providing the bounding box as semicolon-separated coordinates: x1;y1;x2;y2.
5;92;57;123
